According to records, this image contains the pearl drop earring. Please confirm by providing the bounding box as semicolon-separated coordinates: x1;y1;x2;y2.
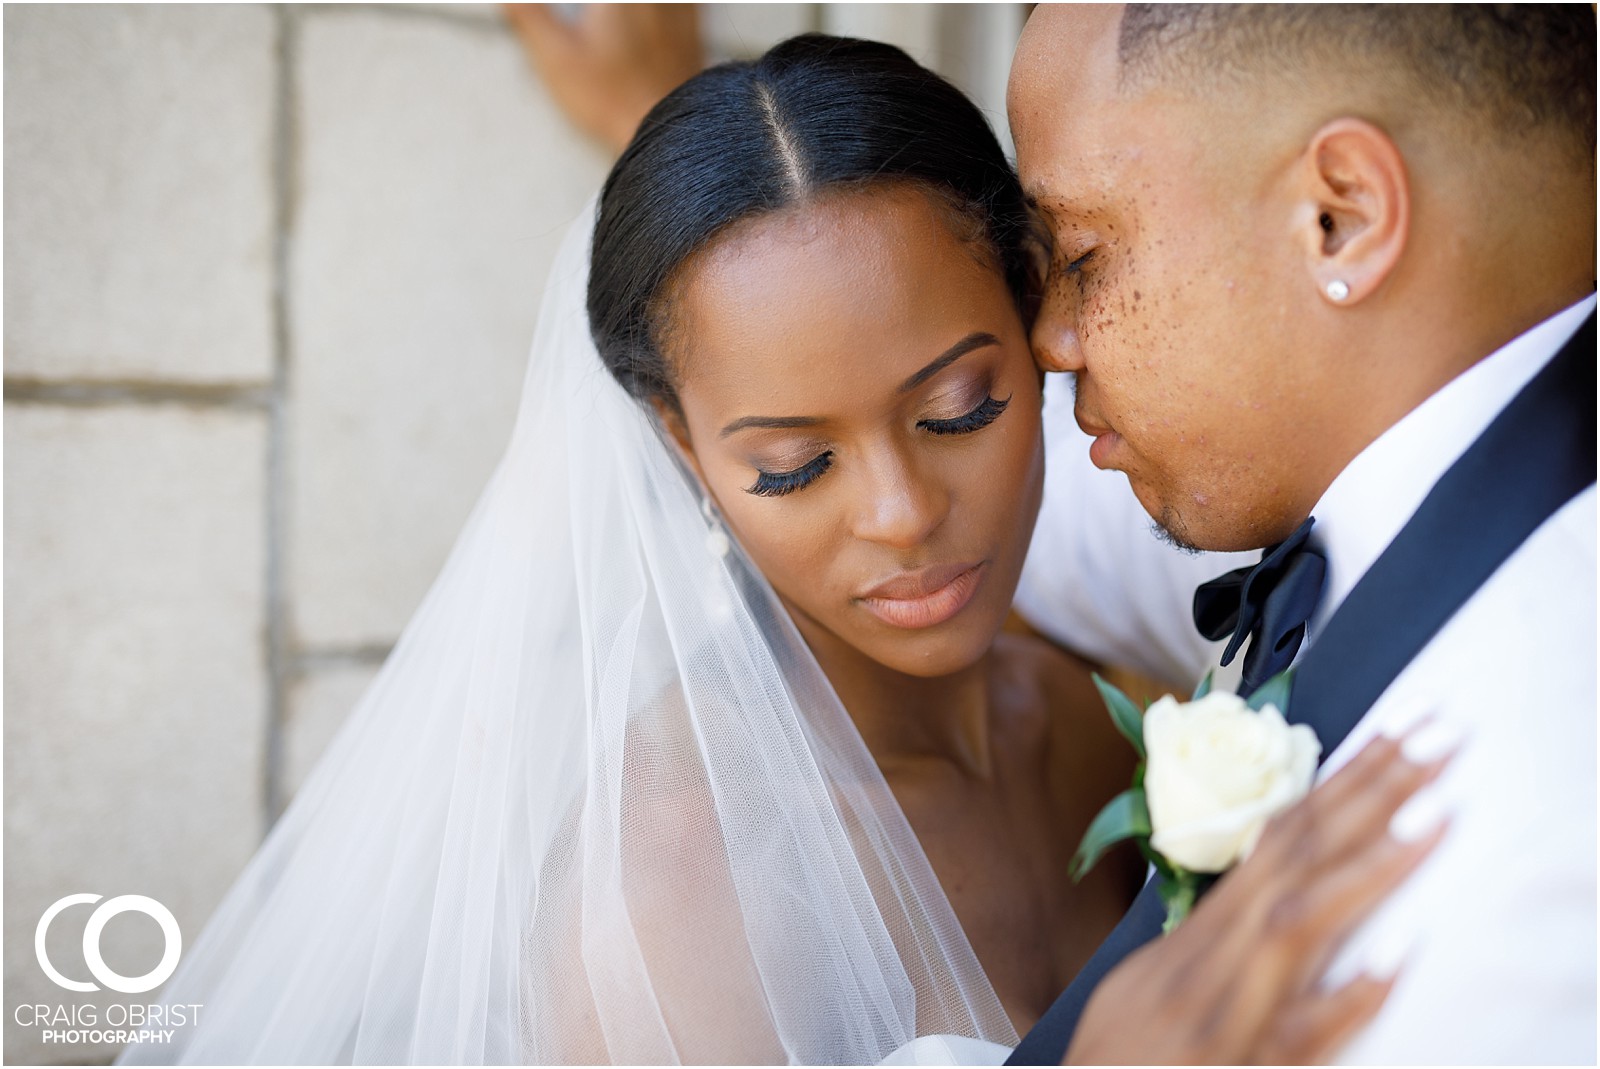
1325;279;1350;302
701;496;731;559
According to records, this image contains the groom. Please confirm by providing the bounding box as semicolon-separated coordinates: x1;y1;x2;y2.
1006;4;1596;1064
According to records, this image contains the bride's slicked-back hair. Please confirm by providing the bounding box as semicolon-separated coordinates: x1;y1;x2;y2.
588;33;1037;412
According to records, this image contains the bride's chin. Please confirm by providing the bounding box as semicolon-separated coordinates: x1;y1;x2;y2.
860;618;1002;680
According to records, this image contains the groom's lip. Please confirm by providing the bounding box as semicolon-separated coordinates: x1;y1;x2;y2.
1077;413;1122;469
1088;429;1122;470
857;561;987;629
1075;409;1112;438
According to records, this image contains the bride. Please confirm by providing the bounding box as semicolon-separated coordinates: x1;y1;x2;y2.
120;35;1442;1066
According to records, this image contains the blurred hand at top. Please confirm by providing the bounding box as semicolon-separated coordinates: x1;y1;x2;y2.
505;4;705;155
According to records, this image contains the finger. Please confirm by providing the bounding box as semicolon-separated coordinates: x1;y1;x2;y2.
1176;780;1444;1041
1274;816;1448;996
1298;737;1454;874
656;3;704;48
1289;731;1407;816
1238;737;1407;886
1154;737;1448;1062
1259;970;1398;1064
587;4;688;48
1155;876;1319;1057
1252;731;1454;880
1186;832;1416;1066
503;4;573;65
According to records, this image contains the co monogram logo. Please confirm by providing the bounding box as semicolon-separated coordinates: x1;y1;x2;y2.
35;894;182;994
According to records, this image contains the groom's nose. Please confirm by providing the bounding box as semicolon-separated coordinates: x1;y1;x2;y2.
1030;299;1086;375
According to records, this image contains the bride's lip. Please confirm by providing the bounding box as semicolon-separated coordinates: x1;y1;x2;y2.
857;561;987;629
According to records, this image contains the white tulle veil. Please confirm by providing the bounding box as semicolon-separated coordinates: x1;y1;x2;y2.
117;202;1017;1065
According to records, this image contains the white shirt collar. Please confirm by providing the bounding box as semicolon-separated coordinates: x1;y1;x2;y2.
1305;293;1597;642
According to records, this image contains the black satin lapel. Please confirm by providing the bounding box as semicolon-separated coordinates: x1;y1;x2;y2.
1006;310;1595;1066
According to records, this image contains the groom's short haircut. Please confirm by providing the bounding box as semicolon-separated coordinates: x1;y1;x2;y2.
1117;4;1596;161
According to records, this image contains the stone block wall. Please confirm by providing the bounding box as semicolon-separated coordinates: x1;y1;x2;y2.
3;6;1025;1063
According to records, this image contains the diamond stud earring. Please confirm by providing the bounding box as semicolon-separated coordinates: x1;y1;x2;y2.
1325;279;1351;302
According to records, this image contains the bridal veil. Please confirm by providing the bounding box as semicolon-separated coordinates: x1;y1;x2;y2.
117;203;1017;1065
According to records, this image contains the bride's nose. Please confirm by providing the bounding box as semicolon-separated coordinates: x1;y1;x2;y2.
851;447;950;550
1030;294;1086;375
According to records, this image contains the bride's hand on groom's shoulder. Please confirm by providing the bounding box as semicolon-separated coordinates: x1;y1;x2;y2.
1066;733;1453;1066
505;3;704;154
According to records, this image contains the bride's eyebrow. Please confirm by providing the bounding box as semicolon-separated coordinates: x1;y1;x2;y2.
719;332;999;439
719;413;824;439
898;331;1000;393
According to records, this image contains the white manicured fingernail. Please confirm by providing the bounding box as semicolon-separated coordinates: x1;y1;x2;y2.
1390;785;1451;844
1400;717;1469;764
1380;699;1436;740
1361;930;1418;984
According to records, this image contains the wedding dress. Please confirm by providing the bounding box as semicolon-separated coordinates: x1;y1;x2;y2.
117;202;1017;1066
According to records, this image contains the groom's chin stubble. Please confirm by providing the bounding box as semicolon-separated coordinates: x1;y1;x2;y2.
1150;513;1205;556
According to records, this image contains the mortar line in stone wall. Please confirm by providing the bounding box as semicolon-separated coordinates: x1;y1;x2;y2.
290;644;397;675
2;379;274;409
262;4;298;836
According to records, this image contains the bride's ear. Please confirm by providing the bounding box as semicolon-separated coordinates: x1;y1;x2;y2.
651;395;707;482
1292;117;1410;307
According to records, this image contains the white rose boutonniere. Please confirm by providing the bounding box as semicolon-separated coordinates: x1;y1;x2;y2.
1072;670;1321;932
1143;691;1321;874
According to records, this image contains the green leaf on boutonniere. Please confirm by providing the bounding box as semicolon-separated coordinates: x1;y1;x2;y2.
1158;870;1203;934
1137;836;1177;882
1246;667;1295;714
1091;673;1145;759
1071;788;1151;882
1192;669;1215;700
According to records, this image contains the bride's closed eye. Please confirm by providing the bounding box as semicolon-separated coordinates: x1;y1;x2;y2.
919;393;1011;435
744;393;1013;497
748;451;834;497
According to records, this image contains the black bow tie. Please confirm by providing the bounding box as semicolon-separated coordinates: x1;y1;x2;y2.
1193;516;1329;697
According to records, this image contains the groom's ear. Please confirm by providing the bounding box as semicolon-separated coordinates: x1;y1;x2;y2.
1292;118;1410;307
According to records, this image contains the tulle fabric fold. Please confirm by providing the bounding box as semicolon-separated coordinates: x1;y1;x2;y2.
118;202;1017;1066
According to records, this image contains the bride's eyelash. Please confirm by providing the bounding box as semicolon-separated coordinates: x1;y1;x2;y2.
1065;248;1096;278
919;394;1011;436
746;393;1010;496
748;451;833;497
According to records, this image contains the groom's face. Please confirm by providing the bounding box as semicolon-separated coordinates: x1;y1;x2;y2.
1009;6;1323;551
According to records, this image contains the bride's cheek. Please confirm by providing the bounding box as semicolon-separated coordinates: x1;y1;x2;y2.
722;502;840;601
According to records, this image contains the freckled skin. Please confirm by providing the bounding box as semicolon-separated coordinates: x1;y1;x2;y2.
659;184;1143;1029
1010;8;1316;550
1008;5;1597;552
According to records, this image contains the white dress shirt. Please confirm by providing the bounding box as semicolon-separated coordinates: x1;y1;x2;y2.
1014;296;1597;1064
1012;379;1255;691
